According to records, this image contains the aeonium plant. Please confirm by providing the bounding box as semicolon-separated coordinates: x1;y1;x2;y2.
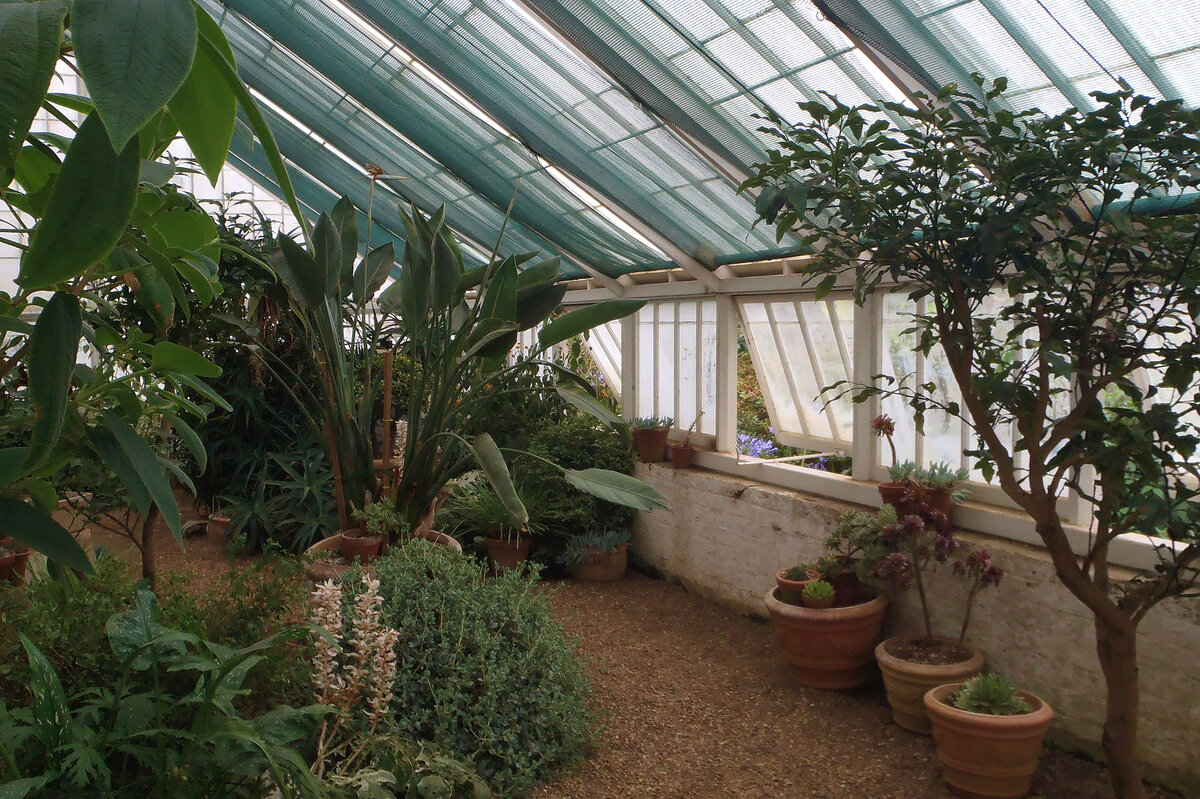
871;511;1002;658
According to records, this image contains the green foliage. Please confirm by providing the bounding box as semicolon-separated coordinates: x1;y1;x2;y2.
519;412;636;559
631;415;673;430
950;674;1033;716
915;462;970;503
352;502;406;539
887;460;919;484
556;526;631;569
0;590;327;798
438;471;565;544
801;580;834;603
365;542;594;797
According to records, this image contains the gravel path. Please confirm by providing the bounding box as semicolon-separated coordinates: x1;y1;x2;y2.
533;571;1176;799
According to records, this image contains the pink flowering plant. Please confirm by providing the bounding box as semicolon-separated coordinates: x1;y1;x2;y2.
871;511;1002;645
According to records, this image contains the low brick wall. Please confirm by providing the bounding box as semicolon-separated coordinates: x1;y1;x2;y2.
632;462;1200;793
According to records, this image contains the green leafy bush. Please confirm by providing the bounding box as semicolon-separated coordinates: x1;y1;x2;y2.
519;413;635;558
364;542;594;797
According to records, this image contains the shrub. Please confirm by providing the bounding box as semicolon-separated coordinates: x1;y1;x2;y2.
519;412;635;558
363;542;594;797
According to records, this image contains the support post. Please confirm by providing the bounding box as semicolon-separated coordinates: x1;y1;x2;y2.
714;295;738;454
852;292;882;483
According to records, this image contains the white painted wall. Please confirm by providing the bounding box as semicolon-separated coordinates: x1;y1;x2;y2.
631;462;1200;794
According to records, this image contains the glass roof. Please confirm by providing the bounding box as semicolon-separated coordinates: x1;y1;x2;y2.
199;0;1199;278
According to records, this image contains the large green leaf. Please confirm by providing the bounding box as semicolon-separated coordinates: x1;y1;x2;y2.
311;211;344;300
0;0;67;173
538;299;645;349
166;6;234;184
352;243;395;305
479;256;518;323
0;497;90;571
430;220;462;311
329;196;358;294
24;292;80;468
19;633;69;752
164;412;205;473
272;233;323;312
96;409;181;540
106;589;193;669
150;341;220;377
470;433;527;527
515;283;566;331
557;386;625;430
564;468;670;511
18;112;139;288
71;0;198;151
516;256;561;298
84;424;150;515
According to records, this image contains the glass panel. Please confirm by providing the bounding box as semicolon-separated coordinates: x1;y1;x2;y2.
633;300;716;431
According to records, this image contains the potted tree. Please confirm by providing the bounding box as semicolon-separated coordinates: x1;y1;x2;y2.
670;412;703;469
558;526;631;582
764;507;893;690
632;416;673;463
871;513;1002;733
925;674;1054;798
744;77;1200;795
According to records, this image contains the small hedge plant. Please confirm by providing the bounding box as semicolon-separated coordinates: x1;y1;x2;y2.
364;542;594;797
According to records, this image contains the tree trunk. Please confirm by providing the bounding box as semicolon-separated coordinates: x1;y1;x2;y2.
1095;614;1145;799
140;504;160;589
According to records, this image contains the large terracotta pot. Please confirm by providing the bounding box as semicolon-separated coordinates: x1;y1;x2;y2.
763;587;889;690
483;535;533;572
573;544;627;582
304;530;462;583
875;636;986;733
633;427;669;462
207;513;231;544
925;682;1054;798
878;481;921;517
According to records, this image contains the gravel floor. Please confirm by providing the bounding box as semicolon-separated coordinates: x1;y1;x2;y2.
532;571;1178;799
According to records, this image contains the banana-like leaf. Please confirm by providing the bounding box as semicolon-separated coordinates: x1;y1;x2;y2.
272;233;323;312
515;283;566;331
150;341;220;377
480;256;517;322
72;0;198;151
352;243;394;305
18;112;139;288
24;292;80;468
564;468;669;511
457;318;519;362
430;221;462;311
311;211;344;301
96;410;181;540
539;298;646;349
0;0;67;173
516;256;561;298
470;433;527;527
557;386;625;430
167;7;235;184
0;498;90;571
398;205;432;334
329;197;358;295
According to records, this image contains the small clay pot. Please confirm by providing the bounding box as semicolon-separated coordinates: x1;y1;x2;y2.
483;535;533;572
207;513;232;544
341;530;384;563
633;427;670;462
775;568;819;606
670;442;694;469
802;593;835;610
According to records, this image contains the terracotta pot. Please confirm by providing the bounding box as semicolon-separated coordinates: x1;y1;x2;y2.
875;636;986;734
341;530;384;563
918;486;955;521
670;442;694;469
633;427;670;463
483;535;533;572
774;568;817;606
207;513;232;544
763;587;889;690
303;530;461;583
802;593;835;610
878;481;922;517
0;538;31;585
925;682;1054;798
573;544;628;582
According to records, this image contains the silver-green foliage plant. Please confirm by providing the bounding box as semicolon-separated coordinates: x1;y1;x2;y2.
364;542;593;797
0;590;328;798
744;75;1200;798
557;525;631;569
950;674;1033;716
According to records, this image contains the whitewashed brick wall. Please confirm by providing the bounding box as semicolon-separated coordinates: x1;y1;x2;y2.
632;462;1200;794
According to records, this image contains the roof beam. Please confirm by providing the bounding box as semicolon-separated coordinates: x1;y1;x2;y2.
1084;0;1184;100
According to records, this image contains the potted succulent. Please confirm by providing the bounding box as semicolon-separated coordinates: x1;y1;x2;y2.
872;415;922;514
764;506;894;690
913;462;971;521
925;674;1054;798
774;562;821;605
559;526;631;582
872;513;1003;733
801;580;835;609
631;416;673;463
669;413;703;469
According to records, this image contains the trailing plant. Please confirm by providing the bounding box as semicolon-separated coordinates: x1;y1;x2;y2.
950;674;1033;716
745;74;1200;796
557;526;631;570
0;591;327;798
364;541;594;797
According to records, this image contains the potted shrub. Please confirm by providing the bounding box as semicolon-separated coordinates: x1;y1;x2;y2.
631;416;673;463
343;502;395;563
925;674;1054;798
669;412;703;469
764;507;894;690
559;526;631;582
440;472;549;572
872;514;1003;733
